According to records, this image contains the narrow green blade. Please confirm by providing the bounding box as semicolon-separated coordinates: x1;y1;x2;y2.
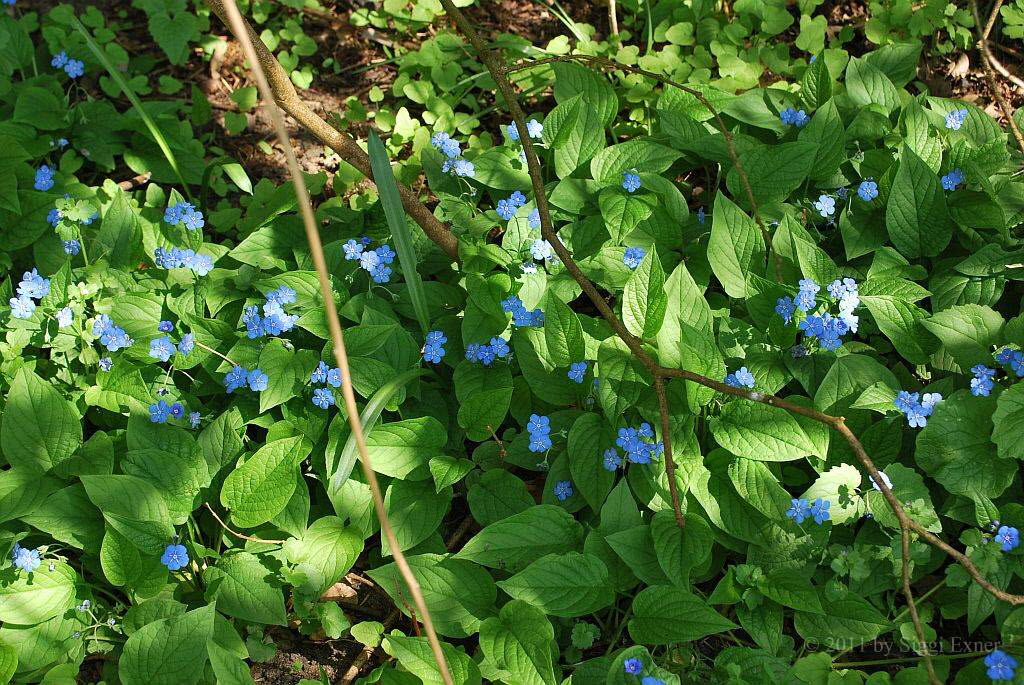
367;131;431;335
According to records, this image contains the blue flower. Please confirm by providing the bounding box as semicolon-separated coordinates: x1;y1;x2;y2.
528;208;540;229
189;411;201;429
622;172;641;193
724;367;755;389
836;186;849;200
9;296;35;319
224;366;250;393
945;108;968;131
376;245;396;265
56;307;73;328
18;268;51;300
92;315;132;351
311;360;329;384
697;206;705;224
63;240;80;255
247;369;269;392
780;108;809;127
51;51;68;68
893;390;941;428
158;320;174;333
971;365;996;397
160;543;189;571
526;119;543;139
795;279;819;313
496;198;517;220
326;367;343;388
170;403;186;419
149;336;176;362
813;195;835;217
616;425;662;464
527;414;551;453
623;247;646;270
178;333;195;357
553;480;573;501
360;250;380;272
568;361;587;383
624;658;643;675
452;159;475;178
985;649;1018;681
267;286;297;305
98;357;113;371
941;169;964;191
786;498;811;524
810;498;831;524
996;526;1020;552
11;543;40;573
530;239;554;261
857;180;878;202
641;678;665;685
343;239;365;260
312;388;334;409
370;264;392;284
149;400;171;423
775;296;796;324
489;337;510;359
602;448;621;471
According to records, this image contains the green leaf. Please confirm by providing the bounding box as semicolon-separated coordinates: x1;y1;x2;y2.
993;383;1024;460
283;516;363;595
81;475;175;555
479;600;558;685
381;479;451;555
0;641;15;683
567;413;615;512
845;57;901;114
799;55;832;109
597;337;650;422
98;188;143;268
383;634;481;685
369;554;496;639
12;87;65;130
599;190;653;245
708;192;764;298
650;511;713;584
1;367;81;473
726;141;816;208
120;604;215;685
123;444;209;526
363;416;447;479
147;11;198;66
457;505;584;573
496;552;613;617
885;145;953;258
368;130;430;335
590;139;681;185
793;592;890;644
543;293;585;367
920;304;1005;370
0;561;77;624
628;585;737;644
204;553;287;625
758;570;823;613
220;436;310;528
710;401;817;461
622;246;667;339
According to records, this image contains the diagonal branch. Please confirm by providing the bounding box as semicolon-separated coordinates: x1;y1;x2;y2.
205;0;460;259
970;0;1024;158
207;2;454;684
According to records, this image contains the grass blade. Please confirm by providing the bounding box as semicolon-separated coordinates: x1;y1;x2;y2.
367;130;431;335
327;368;429;499
69;15;192;199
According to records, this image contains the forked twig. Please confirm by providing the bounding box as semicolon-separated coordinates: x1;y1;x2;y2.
206;2;454;684
970;0;1024;158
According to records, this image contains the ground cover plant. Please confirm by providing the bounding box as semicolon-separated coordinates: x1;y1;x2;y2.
2;0;1024;683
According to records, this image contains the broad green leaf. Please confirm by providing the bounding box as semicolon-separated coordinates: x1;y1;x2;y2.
282;516;363;595
457;505;584;572
0;561;77;624
383;634;482;685
381;479;451;555
496;552;613;617
710;401;817;461
567;413;615;512
220;436;310;528
120;604;215;685
708;192;764;298
993;383;1024;460
1;367;81;473
920;304;1004;370
543;294;585;367
204;553;286;625
885;145;953;258
622;247;667;339
628;585;737;644
364;416;447;479
81;475;175;555
479;600;558;685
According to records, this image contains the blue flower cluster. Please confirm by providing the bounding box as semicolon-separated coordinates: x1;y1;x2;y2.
501;295;544;327
466;337;511;367
527;414;552;452
780;107;809;127
224;366;268;393
622;657;665;684
164;201;205;231
945;108;968;131
616;423;664;464
430;131;475;177
507;119;543;142
857;180;878;202
153;247;214;275
777;278;859;351
34;165;55;191
51;51;84;78
343;237;396;283
985;650;1018;681
971;365;996;396
496;191;527;220
63;240;80;255
309;361;341;409
11;543;40;573
149;399;188;424
92;314;132;351
894;391;942;428
9;269;51;319
160;543;189;571
422;331;447;364
529;238;555;263
553;480;573;501
622;171;641;193
623;246;646;270
567;361;587;383
786;498;831;524
941;168;964;191
724;366;754;389
147;320;195;362
996;525;1020;552
242;286;299;338
995;347;1024;377
528;208;540;229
